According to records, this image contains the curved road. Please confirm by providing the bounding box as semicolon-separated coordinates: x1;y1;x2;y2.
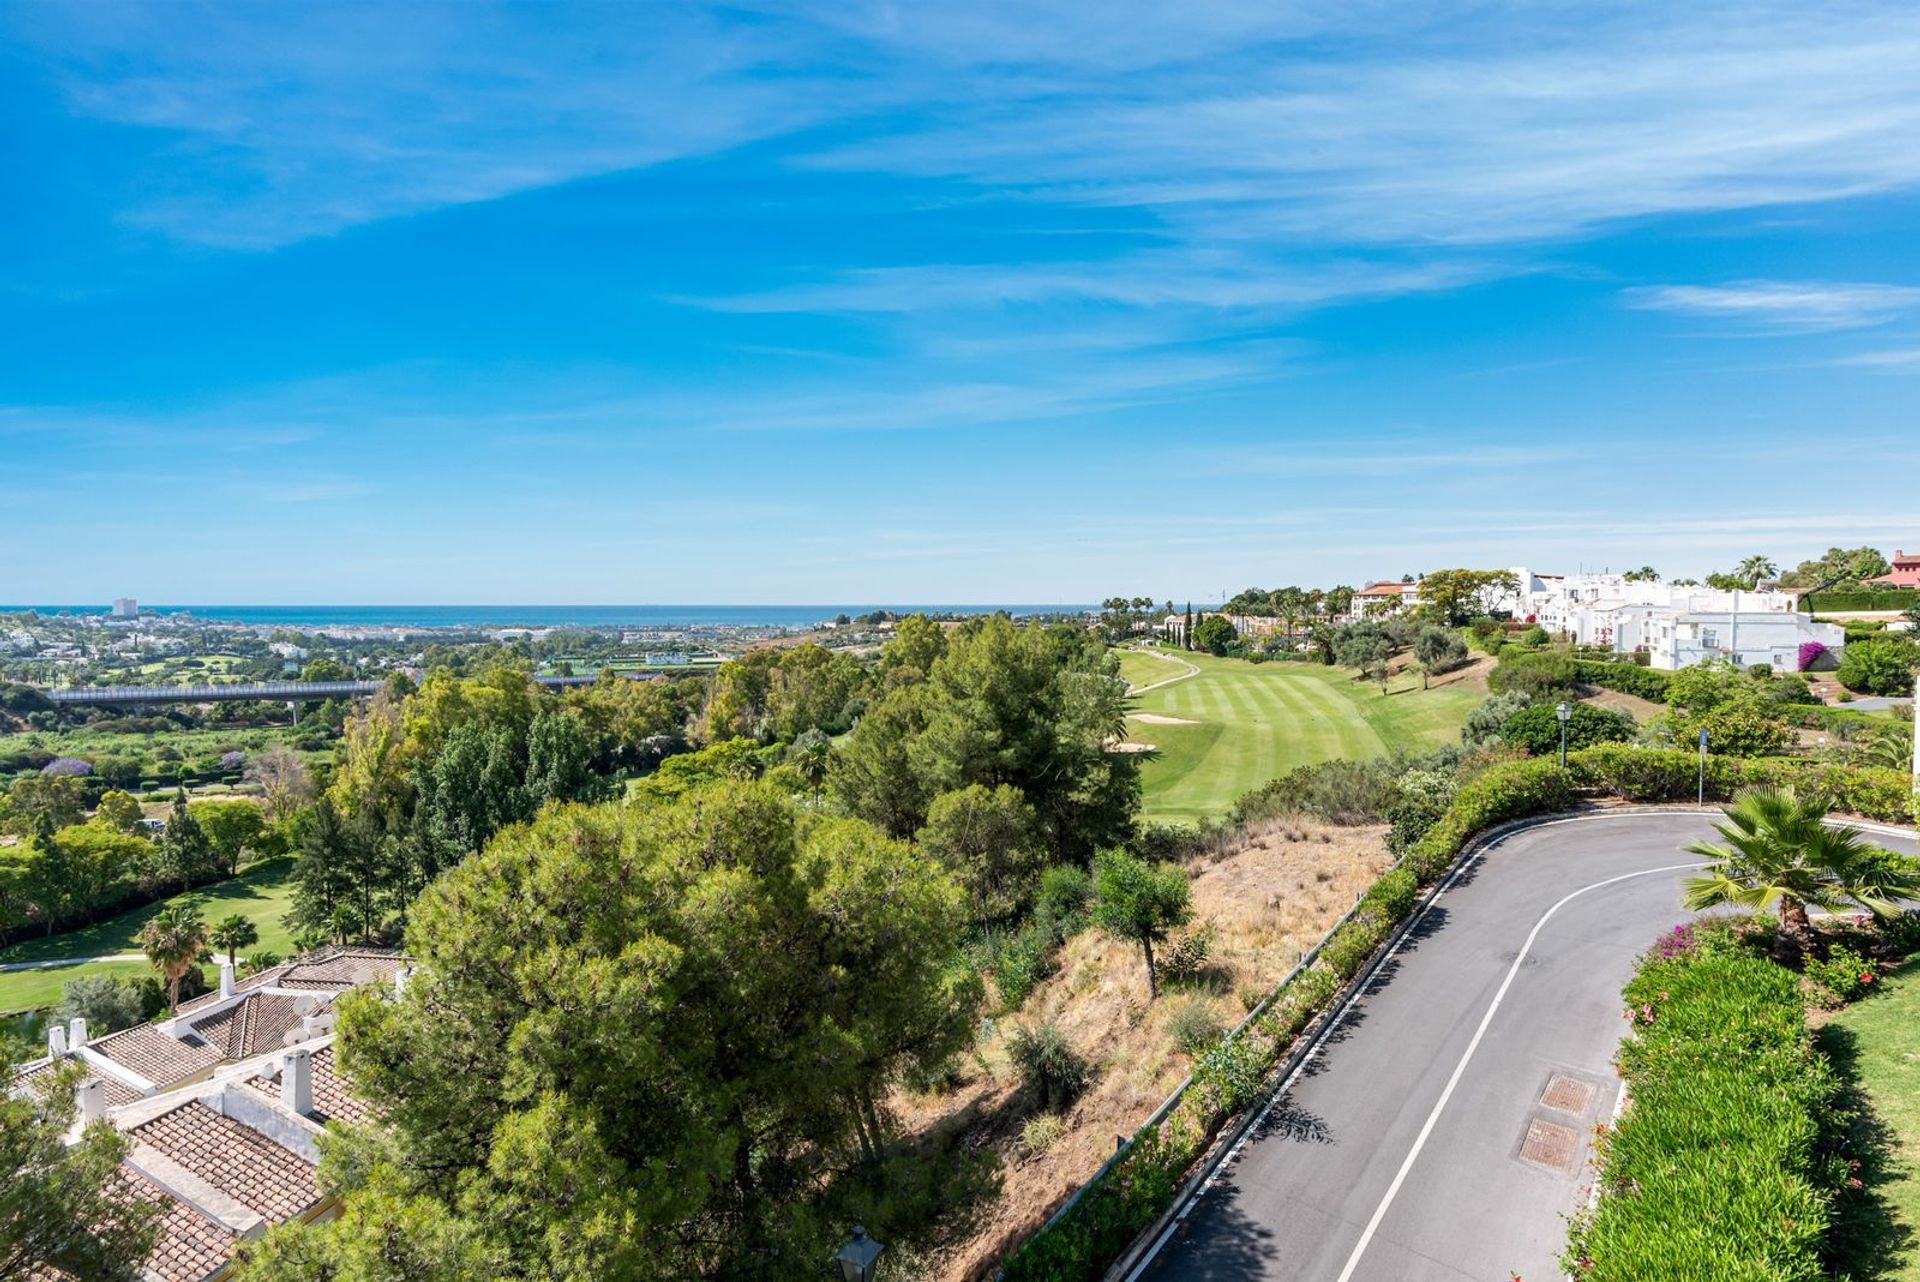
1135;809;1920;1282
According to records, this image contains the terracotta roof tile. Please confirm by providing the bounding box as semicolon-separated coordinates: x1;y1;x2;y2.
12;1059;142;1108
246;1044;372;1127
189;993;308;1059
112;1168;234;1282
90;1025;221;1088
132;1101;319;1224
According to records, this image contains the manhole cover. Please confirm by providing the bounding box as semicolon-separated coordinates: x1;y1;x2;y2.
1540;1075;1596;1114
1519;1119;1580;1171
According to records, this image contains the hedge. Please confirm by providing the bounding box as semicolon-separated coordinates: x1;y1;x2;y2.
1564;946;1837;1280
1001;750;1916;1280
1568;743;1917;822
1805;588;1920;612
1571;659;1672;700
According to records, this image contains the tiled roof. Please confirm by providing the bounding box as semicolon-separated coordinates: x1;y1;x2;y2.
132;1101;319;1224
13;1059;142;1109
190;993;307;1059
246;1044;372;1127
278;948;404;986
112;1168;234;1282
90;1025;221;1088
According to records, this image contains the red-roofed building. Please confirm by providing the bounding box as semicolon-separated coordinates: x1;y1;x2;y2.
1865;549;1920;590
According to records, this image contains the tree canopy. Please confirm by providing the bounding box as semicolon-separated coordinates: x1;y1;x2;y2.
242;781;978;1281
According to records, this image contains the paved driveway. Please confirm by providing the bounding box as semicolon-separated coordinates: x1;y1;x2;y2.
1134;810;1920;1282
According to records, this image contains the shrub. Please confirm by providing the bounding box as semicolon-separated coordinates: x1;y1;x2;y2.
1499;702;1634;756
1518;625;1550;647
1837;637;1920;696
995;925;1060;1011
1564;946;1837;1280
1229;757;1400;826
1166;997;1223;1055
1159;920;1216;987
1009;1021;1091;1111
1570;660;1672;700
41;756;92;777
1021;1113;1067;1155
1797;640;1829;672
1670;700;1795;757
1806;587;1920;612
1489;651;1577;699
1805;944;1878;1007
1191;1033;1266;1117
1460;690;1532;748
1035;865;1093;936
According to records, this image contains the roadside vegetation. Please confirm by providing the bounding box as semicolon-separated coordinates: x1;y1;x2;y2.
1568;792;1920;1281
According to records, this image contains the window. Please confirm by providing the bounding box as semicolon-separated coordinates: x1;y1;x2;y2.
1700;627;1719;649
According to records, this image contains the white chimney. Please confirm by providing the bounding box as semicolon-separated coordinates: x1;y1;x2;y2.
77;1078;105;1123
219;961;236;998
67;1017;88;1050
47;1024;67;1057
282;1048;313;1116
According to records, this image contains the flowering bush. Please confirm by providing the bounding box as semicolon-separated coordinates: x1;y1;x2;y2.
1797;640;1828;672
1567;944;1838;1279
219;750;246;772
1805;944;1878;1008
40;756;92;777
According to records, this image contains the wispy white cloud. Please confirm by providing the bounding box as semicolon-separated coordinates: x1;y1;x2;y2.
1835;346;1920;370
17;4;848;248
1624;280;1920;331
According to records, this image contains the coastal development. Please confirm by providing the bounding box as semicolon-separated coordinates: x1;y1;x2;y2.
4;546;1917;1281
9;4;1920;1279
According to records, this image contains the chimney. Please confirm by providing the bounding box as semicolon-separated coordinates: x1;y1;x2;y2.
219;961;236;998
67;1017;88;1050
47;1024;67;1058
282;1048;313;1116
77;1078;105;1123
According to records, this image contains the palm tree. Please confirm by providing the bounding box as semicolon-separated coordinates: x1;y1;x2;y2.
1683;787;1920;963
208;913;258;967
1735;555;1778;587
140;906;208;1013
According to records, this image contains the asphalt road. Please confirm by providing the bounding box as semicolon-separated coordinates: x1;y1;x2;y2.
1134;809;1920;1282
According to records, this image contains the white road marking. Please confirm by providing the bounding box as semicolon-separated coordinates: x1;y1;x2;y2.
1329;859;1702;1282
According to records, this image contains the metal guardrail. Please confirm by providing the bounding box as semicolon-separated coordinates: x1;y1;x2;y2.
1011;853;1394;1259
44;674;613;705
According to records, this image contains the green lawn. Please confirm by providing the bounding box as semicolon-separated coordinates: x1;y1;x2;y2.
1118;648;1193;691
0;857;297;1014
1828;955;1920;1279
1125;651;1478;823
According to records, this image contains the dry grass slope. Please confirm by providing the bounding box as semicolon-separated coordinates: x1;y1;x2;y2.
896;816;1391;1281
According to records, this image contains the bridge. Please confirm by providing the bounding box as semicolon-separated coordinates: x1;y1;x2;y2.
44;674;613;706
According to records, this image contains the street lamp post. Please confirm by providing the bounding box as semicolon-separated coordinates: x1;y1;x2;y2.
1554;701;1571;769
1697;726;1709;806
836;1226;883;1282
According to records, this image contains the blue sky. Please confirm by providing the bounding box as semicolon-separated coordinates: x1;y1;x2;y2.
3;1;1919;605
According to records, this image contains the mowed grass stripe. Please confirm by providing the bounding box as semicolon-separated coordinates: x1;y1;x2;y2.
1130;652;1476;823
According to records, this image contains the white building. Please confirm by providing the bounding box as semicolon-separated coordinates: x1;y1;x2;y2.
1502;569;1842;670
111;597;139;619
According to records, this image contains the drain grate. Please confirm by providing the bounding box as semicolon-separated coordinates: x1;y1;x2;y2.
1519;1118;1581;1171
1540;1074;1596;1115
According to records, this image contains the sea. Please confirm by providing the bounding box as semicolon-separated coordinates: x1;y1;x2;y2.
4;604;1094;630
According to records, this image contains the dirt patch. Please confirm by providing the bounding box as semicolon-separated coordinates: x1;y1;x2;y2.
1581;687;1665;721
899;817;1391;1280
1130;713;1198;725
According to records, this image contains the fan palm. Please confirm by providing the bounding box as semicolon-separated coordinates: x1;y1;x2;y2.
1735;555;1778;586
140;905;208;1013
1683;787;1920;963
208;913;258;967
